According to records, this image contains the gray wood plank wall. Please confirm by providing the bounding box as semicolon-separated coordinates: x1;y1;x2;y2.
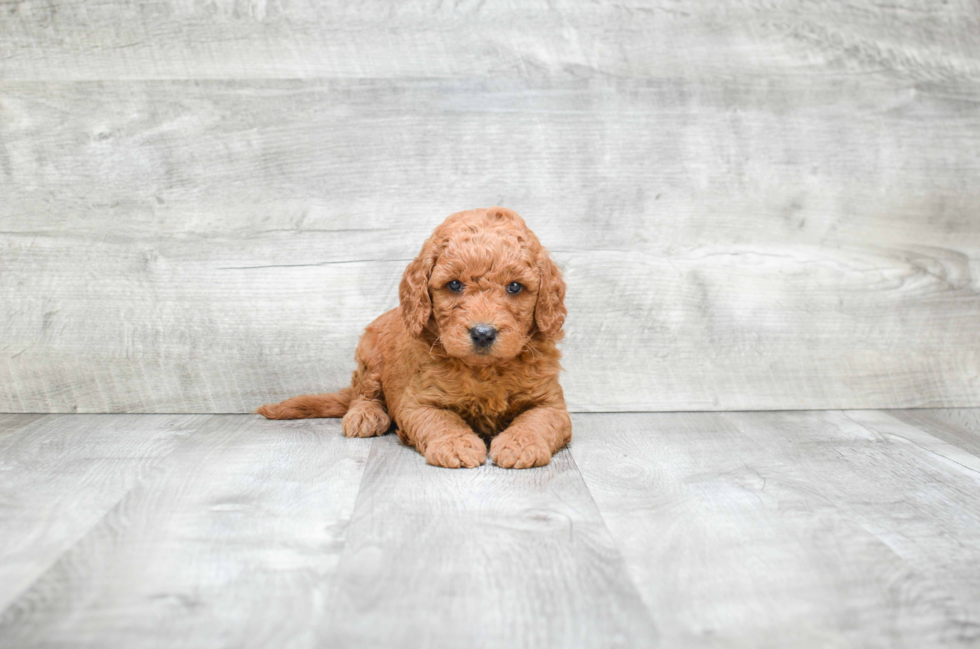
2;1;979;413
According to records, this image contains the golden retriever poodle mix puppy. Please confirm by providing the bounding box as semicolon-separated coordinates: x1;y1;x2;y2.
257;207;570;469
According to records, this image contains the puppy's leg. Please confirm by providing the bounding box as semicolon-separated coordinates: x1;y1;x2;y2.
399;406;487;469
341;327;391;436
491;404;571;469
342;399;391;438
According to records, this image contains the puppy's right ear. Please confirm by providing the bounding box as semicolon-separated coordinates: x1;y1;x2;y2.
399;234;441;338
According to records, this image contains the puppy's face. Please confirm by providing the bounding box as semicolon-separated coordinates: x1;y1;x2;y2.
427;233;539;365
399;207;567;365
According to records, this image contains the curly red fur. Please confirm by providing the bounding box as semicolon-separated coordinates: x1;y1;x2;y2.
257;207;571;469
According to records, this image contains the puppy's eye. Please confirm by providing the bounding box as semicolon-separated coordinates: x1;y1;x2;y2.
506;282;523;295
446;280;464;293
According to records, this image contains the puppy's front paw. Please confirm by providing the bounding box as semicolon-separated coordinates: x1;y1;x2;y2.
342;400;391;438
424;433;487;469
491;431;552;469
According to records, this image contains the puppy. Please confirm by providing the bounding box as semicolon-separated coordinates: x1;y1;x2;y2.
257;207;571;469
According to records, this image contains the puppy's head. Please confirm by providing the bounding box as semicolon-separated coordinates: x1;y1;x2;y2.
399;207;566;366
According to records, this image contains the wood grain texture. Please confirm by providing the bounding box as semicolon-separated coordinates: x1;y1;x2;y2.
0;414;205;611
886;408;980;456
0;415;371;648
3;411;980;645
2;0;979;81
571;411;980;648
319;433;657;649
2;75;979;412
0;414;44;445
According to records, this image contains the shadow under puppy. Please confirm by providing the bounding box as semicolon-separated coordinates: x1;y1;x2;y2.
257;207;571;469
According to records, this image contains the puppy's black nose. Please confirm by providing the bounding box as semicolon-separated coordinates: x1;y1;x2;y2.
469;324;497;348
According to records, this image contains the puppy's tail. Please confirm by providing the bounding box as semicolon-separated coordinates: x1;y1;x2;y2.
255;387;353;420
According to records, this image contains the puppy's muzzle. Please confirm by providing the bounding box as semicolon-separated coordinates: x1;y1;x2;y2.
469;324;497;350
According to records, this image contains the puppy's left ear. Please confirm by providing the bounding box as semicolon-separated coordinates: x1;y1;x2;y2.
534;247;567;339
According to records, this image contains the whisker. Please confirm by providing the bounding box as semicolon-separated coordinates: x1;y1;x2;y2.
428;335;442;357
522;340;540;360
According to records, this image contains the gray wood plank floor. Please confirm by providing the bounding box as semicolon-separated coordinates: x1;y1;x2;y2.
1;410;978;647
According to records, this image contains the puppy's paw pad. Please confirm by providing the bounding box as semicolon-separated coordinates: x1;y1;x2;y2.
342;402;391;438
424;434;487;469
491;435;552;469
